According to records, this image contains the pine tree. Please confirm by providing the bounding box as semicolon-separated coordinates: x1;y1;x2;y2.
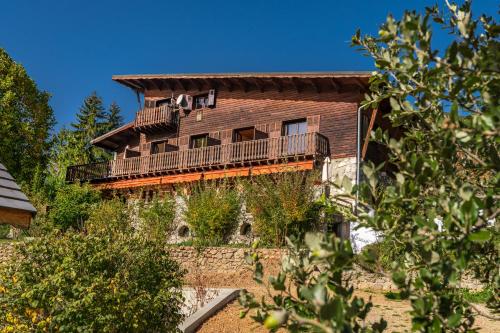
104;102;123;132
72;92;107;141
70;92;109;163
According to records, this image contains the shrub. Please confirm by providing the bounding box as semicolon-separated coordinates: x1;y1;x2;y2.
184;182;240;246
48;182;101;230
86;197;130;236
0;225;9;239
356;237;406;272
138;194;176;242
0;230;184;332
244;172;321;246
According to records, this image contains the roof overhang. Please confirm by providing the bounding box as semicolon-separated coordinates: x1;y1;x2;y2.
112;72;371;93
91;122;137;150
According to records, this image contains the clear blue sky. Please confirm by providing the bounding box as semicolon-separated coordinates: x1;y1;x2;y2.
0;0;496;130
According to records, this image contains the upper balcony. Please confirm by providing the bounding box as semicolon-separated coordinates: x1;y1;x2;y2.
134;104;178;132
66;132;329;183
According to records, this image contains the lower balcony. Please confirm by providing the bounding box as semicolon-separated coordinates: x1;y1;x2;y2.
66;132;329;183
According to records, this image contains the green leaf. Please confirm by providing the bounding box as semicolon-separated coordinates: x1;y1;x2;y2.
468;230;491;243
447;313;462;327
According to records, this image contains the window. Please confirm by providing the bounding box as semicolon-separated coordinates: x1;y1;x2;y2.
194;95;209;109
151;141;167;154
233;127;255;142
282;119;307;136
190;134;208;149
156;98;171;107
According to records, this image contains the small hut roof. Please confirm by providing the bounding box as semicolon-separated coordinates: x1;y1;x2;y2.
0;163;36;214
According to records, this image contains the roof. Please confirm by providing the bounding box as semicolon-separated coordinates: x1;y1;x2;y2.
91;122;137;150
0;163;36;214
112;71;372;92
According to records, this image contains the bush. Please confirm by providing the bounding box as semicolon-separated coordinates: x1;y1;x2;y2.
86;197;130;236
184;182;240;246
0;225;9;239
0;230;184;332
138;194;176;242
244;172;321;246
48;183;101;230
356;237;406;272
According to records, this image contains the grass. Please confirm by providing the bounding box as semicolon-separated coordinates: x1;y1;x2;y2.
461;288;493;304
384;289;493;304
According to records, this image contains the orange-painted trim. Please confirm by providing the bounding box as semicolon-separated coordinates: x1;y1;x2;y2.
95;161;314;190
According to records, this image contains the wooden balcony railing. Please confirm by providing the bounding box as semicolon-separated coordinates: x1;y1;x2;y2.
66;132;329;182
134;104;178;130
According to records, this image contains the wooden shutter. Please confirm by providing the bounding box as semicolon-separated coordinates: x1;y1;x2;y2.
269;121;282;138
207;89;216;107
178;136;190;150
307;115;320;133
141;143;151;156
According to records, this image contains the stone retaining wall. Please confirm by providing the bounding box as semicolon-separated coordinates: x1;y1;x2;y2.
0;243;483;291
169;246;484;291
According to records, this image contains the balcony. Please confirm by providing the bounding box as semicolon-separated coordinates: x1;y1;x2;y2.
66;132;329;183
134;104;178;132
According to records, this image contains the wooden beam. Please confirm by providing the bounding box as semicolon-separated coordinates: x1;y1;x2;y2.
270;78;283;92
361;108;378;159
354;78;366;90
330;78;340;92
130;79;147;91
176;79;189;91
189;79;203;91
214;78;231;91
150;79;160;90
309;78;322;93
291;78;303;93
248;78;265;92
94;161;314;190
125;79;144;91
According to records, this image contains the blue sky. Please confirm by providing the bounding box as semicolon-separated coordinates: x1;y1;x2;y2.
0;0;496;130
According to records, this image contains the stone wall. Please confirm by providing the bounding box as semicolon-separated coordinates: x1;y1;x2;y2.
170;246;484;291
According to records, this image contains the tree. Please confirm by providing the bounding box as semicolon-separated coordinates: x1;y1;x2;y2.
240;1;499;331
0;48;55;187
352;1;499;330
104;101;123;132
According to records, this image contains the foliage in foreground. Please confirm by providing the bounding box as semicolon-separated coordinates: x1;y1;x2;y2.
352;1;499;331
0;214;184;332
244;172;321;246
240;1;499;332
240;234;387;332
184;182;241;246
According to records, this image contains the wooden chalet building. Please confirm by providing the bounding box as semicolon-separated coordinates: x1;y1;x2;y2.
66;72;386;196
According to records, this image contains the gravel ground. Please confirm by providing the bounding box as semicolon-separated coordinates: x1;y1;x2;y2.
190;273;499;333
